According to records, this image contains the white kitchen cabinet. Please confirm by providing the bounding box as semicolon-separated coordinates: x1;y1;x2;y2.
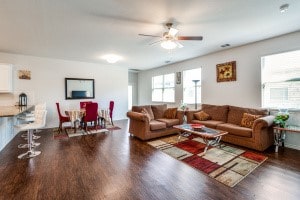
0;64;13;93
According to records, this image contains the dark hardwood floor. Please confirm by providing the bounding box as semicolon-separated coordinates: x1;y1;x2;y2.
0;119;299;200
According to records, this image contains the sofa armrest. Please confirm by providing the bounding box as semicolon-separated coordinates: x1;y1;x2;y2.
251;115;275;150
126;111;149;122
253;115;275;129
127;111;151;140
185;110;201;123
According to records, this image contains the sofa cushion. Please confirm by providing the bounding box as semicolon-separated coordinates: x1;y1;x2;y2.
163;108;178;119
191;119;224;129
151;104;167;119
201;104;229;122
149;120;167;131
194;111;210;121
132;105;154;120
241;113;262;128
227;105;267;125
157;118;180;127
216;123;252;138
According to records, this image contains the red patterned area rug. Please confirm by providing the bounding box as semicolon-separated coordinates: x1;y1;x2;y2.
147;135;267;187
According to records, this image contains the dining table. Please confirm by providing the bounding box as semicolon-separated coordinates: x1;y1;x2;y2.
65;108;111;132
65;109;85;133
98;109;111;128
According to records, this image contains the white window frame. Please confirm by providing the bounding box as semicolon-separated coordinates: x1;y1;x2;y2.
261;50;300;109
152;73;175;103
183;68;202;105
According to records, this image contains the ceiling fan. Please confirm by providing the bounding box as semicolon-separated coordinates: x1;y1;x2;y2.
138;23;203;50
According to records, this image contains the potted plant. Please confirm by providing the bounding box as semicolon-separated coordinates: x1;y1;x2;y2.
274;111;289;128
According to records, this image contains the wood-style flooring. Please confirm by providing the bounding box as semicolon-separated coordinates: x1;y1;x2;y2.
0;120;299;200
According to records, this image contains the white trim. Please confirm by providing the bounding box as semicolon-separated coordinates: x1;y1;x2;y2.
284;143;300;151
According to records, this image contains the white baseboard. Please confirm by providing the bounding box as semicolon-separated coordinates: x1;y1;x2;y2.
285;143;300;151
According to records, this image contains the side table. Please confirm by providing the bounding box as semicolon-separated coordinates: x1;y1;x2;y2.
273;125;300;152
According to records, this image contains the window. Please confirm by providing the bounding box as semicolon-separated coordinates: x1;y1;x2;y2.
183;68;202;104
261;50;300;109
152;73;175;102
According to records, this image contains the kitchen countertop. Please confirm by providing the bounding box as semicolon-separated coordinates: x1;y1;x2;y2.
0;105;34;117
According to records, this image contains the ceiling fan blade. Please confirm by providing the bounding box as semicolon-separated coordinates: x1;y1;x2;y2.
168;28;178;37
149;39;164;45
177;36;203;40
138;34;161;38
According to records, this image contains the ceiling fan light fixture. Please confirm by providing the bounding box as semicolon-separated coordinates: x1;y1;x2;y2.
175;41;184;48
169;28;178;36
161;40;177;50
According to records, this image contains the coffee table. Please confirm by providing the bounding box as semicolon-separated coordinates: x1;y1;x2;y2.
173;124;228;155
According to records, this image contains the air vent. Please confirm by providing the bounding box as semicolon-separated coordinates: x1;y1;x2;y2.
221;44;230;48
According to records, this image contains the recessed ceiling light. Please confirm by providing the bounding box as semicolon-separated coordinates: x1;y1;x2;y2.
221;44;230;48
101;54;122;63
279;4;289;13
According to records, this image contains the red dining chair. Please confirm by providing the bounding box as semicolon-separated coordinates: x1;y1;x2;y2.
82;102;98;131
109;101;114;126
56;102;70;132
80;101;92;109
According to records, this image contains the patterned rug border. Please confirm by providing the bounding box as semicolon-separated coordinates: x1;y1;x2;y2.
53;125;121;139
147;135;268;187
66;128;109;137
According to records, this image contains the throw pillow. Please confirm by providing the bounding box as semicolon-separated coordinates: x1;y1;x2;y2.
151;104;167;119
141;108;151;122
163;108;178;119
194;111;210;121
240;113;262;128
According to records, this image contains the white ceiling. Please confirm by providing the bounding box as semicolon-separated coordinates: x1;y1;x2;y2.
0;0;300;71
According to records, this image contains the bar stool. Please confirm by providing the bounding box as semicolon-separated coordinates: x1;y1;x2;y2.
19;103;46;139
16;110;47;159
17;106;44;149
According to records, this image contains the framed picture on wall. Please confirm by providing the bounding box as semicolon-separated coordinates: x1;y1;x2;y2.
216;61;236;82
18;70;31;80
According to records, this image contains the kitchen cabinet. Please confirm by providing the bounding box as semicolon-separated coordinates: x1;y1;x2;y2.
0;64;13;93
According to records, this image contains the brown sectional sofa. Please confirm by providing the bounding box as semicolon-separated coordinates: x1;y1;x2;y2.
186;104;275;151
127;104;184;140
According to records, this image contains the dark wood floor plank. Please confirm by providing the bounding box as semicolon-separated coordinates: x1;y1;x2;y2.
0;119;299;200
